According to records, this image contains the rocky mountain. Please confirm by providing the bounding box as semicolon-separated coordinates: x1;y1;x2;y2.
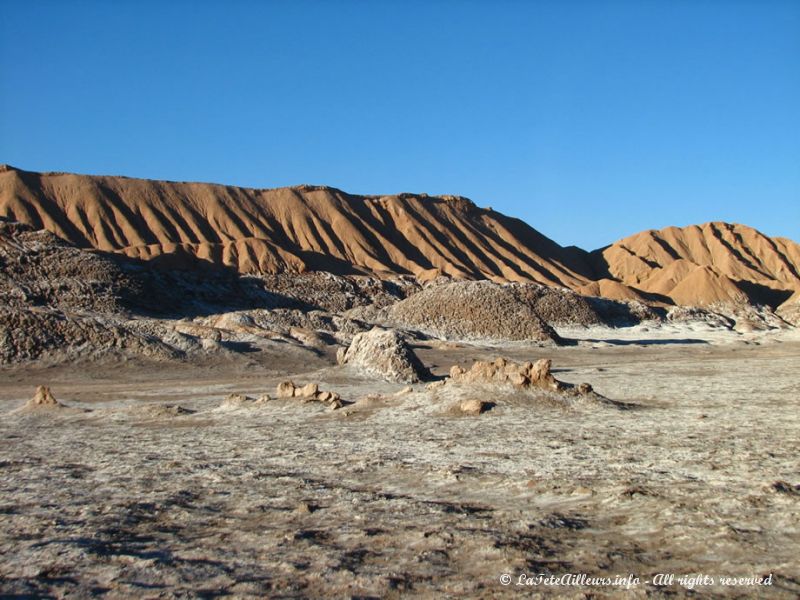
1;165;798;309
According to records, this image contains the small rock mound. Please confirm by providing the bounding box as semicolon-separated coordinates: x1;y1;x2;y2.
136;404;196;418
220;393;271;409
337;327;430;383
387;281;562;343
445;357;600;403
459;399;490;416
434;356;635;411
449;357;575;392
21;385;64;411
275;381;343;409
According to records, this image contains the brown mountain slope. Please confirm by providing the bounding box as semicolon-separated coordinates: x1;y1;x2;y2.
0;165;594;288
1;165;798;309
593;223;800;307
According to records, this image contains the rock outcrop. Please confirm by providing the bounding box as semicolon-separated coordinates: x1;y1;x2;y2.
0;221;138;313
429;357;612;413
275;381;343;409
0;308;184;365
387;281;563;343
446;357;602;404
449;357;571;392
337;327;430;383
458;399;490;416
21;386;64;411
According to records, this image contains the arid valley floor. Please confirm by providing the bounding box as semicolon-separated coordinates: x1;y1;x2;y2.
2;325;798;599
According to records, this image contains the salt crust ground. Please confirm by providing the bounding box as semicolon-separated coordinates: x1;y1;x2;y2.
0;324;798;598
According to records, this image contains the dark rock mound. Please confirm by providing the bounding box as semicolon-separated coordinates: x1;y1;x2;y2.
387;281;564;343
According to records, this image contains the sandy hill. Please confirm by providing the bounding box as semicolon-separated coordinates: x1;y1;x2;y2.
1;165;798;309
0;165;593;289
593;223;800;307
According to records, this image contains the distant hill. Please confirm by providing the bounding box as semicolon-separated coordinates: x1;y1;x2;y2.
1;164;798;309
593;223;800;307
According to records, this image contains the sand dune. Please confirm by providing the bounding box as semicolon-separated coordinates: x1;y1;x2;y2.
2;165;798;308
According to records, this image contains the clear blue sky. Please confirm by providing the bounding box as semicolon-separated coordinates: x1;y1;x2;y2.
1;0;798;250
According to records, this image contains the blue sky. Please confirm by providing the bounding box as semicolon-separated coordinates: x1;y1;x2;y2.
1;0;798;250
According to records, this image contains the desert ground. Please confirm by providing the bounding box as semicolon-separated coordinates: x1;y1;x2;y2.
2;324;798;599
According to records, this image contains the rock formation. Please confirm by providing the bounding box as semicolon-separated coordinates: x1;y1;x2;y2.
448;357;597;399
337;327;430;383
449;358;566;391
458;399;490;416
22;385;64;410
0;221;137;313
0;307;183;364
387;281;563;343
275;381;343;409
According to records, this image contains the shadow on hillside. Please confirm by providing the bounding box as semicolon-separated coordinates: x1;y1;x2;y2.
735;280;793;309
294;249;372;276
103;251;316;319
485;211;598;281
